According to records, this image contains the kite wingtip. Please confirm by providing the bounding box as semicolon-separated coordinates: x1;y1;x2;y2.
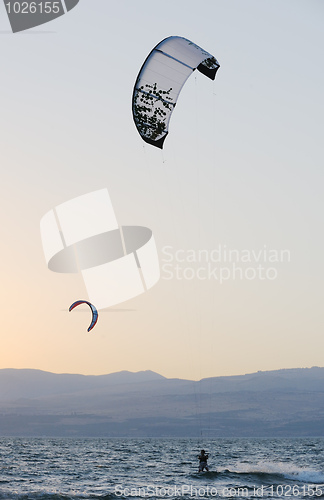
143;133;168;150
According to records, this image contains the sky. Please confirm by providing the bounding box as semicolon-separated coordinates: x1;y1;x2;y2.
0;0;323;380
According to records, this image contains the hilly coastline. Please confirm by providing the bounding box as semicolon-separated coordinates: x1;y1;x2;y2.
0;367;323;437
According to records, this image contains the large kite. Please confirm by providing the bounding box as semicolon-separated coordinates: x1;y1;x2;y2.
132;36;220;149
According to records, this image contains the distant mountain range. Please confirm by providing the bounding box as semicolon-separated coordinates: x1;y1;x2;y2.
0;367;324;437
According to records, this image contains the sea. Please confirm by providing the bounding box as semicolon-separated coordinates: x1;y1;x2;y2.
1;438;324;500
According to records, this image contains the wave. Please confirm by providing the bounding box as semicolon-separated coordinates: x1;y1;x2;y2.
189;462;324;485
283;469;324;485
216;462;324;484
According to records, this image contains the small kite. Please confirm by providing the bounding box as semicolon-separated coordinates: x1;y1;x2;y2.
132;36;220;149
69;300;98;332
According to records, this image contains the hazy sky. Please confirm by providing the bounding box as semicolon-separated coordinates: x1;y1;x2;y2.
1;0;323;380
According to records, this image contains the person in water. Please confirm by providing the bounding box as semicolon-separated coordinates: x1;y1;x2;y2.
198;449;209;472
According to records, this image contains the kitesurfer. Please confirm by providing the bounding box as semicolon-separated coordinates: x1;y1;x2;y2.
198;449;209;472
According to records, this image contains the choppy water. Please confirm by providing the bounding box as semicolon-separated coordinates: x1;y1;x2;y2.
1;438;324;500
